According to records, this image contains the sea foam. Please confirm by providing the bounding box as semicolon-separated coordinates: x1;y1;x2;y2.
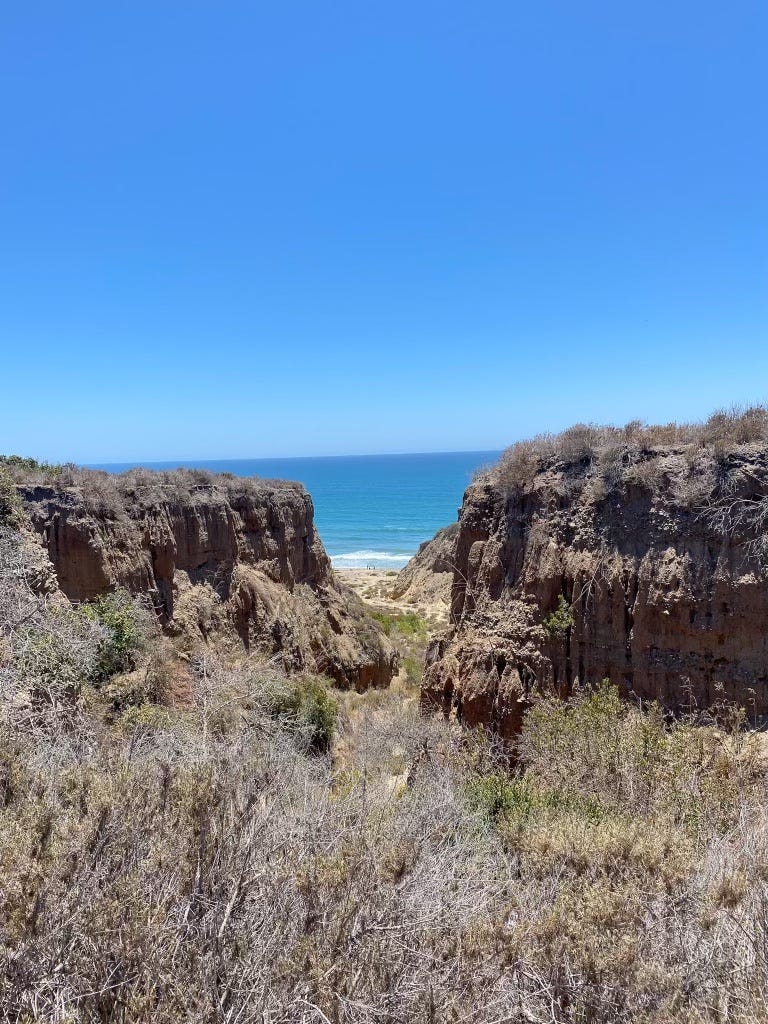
331;550;412;570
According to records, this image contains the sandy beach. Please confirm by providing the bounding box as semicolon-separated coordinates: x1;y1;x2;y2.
334;567;450;630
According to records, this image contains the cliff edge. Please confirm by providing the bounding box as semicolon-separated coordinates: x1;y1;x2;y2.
423;411;768;736
15;467;397;689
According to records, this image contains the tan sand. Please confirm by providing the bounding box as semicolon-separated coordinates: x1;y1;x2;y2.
334;568;450;631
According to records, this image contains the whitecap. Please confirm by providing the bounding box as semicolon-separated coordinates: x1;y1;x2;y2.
331;550;413;570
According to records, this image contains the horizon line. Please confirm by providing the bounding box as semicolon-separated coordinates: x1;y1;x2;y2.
86;447;504;467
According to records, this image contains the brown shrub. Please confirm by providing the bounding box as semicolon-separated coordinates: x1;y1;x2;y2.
2;458;305;522
1;651;768;1023
494;404;768;493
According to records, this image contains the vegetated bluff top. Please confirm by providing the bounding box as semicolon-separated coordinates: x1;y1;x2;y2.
1;457;305;514
491;405;768;488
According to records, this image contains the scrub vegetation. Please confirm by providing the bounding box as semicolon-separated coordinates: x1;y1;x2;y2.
2;526;768;1022
0;457;295;518
495;404;768;505
369;609;428;640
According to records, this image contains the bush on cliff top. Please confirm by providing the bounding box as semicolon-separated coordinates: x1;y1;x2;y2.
0;454;64;475
0;468;24;527
495;403;768;491
0;455;301;518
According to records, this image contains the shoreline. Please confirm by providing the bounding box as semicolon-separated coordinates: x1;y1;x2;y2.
331;560;411;572
333;566;402;574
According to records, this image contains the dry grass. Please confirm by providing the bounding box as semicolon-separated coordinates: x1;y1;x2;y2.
3;585;768;1024
490;406;768;562
1;457;300;518
1;686;767;1023
494;404;768;492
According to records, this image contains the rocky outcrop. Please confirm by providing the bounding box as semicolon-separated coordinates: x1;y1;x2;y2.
19;475;397;689
391;523;458;609
423;443;768;737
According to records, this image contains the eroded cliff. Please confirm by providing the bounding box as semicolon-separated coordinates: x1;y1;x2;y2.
423;420;768;736
390;523;458;610
19;470;397;689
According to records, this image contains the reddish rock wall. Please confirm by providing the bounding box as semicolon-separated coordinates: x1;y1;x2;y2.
423;447;768;736
20;478;397;690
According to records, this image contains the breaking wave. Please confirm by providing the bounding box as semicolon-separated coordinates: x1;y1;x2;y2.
331;550;413;570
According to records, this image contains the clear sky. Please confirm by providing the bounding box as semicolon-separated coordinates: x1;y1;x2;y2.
1;2;766;462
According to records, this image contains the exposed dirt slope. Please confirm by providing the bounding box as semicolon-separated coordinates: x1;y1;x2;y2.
424;434;768;736
390;523;458;612
19;474;397;689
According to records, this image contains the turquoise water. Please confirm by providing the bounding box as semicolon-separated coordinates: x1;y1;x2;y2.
93;451;500;570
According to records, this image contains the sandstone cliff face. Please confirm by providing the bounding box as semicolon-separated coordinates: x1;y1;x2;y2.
391;523;458;610
423;444;768;737
20;476;397;689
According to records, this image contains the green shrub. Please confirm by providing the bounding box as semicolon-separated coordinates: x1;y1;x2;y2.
81;589;149;681
17;607;106;701
263;676;338;752
520;681;629;801
466;772;529;824
403;655;423;685
371;611;427;639
517;681;755;834
370;611;395;634
543;594;573;640
118;702;175;731
0;468;23;528
101;670;155;714
466;772;605;828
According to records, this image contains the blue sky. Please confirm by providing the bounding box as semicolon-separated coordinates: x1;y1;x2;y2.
1;2;766;462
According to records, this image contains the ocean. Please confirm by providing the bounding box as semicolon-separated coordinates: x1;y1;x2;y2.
93;451;501;570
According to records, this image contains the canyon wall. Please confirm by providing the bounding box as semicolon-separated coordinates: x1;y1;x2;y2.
423;443;768;736
19;475;397;689
390;523;458;610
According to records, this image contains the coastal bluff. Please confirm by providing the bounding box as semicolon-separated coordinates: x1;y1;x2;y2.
16;468;397;689
422;415;768;736
390;522;458;610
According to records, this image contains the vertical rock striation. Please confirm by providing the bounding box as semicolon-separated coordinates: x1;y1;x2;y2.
20;474;397;689
423;440;768;736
